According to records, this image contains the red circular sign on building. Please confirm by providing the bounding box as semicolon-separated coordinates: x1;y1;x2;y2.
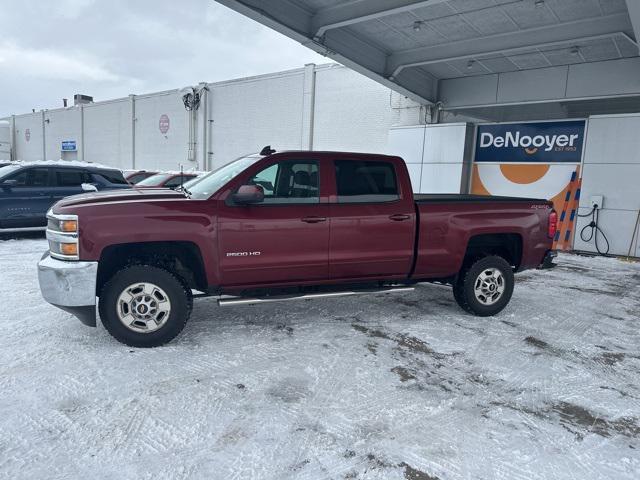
25;128;31;142
159;114;170;134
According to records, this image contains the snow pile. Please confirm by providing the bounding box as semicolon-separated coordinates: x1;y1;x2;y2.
0;240;638;479
13;159;122;171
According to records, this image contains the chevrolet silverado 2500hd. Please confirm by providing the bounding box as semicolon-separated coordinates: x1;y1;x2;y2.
38;150;557;347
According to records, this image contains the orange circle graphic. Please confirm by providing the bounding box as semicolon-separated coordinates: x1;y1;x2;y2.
499;164;551;184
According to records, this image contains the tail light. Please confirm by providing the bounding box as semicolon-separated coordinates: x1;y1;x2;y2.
548;210;558;239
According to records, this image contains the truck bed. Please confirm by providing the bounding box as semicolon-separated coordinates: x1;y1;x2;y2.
411;193;553;279
414;194;548;204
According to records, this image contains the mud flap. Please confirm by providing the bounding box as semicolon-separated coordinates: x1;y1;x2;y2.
54;305;97;327
539;250;557;269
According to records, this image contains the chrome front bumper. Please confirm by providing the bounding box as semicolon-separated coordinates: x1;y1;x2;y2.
37;253;99;326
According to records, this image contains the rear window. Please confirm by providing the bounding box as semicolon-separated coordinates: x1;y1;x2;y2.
334;160;399;203
126;172;154;184
94;169;128;185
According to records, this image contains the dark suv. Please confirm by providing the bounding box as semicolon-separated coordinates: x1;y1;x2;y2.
0;163;130;230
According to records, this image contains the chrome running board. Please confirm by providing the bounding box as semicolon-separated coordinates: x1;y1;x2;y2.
218;286;415;307
0;226;46;233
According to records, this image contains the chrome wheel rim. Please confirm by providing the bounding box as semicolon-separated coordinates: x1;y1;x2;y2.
473;268;505;306
116;282;171;333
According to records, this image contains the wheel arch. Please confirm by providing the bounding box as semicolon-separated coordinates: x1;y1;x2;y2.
96;241;208;296
463;233;523;270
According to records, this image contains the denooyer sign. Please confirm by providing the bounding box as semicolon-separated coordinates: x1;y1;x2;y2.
475;120;586;163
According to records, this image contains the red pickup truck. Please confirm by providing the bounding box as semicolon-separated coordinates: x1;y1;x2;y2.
38;150;557;347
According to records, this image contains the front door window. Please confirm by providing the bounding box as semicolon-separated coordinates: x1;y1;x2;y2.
248;160;319;204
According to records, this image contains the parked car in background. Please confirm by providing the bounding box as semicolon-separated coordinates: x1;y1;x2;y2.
0;162;130;231
0;161;20;168
135;171;202;189
38;149;556;347
123;169;159;184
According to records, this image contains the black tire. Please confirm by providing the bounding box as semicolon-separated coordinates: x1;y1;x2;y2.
99;265;192;347
452;255;514;317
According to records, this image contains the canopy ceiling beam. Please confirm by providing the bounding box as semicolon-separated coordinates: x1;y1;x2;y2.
387;13;633;77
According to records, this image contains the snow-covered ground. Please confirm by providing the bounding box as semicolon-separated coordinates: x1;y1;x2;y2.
0;236;638;480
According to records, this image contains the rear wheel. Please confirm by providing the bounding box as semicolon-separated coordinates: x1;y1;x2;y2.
452;255;514;316
99;265;192;347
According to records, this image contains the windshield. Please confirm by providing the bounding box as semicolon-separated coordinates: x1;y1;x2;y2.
0;165;20;179
181;175;202;190
136;173;173;187
188;154;263;199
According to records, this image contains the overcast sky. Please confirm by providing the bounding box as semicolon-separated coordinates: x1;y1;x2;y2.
0;0;331;117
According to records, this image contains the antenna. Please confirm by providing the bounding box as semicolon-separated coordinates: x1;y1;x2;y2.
260;145;276;155
180;164;184;191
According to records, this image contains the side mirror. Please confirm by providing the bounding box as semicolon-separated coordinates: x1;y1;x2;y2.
232;184;264;204
81;183;98;192
1;179;18;189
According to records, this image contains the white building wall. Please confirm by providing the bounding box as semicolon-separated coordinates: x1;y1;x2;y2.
312;65;394;153
387;124;471;193
13;113;44;161
134;91;191;171
574;114;640;257
83;99;132;169
208;69;305;169
43;107;81;162
3;64;414;170
0;121;10;160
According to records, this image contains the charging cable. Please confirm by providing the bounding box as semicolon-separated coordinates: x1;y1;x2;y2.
579;204;610;255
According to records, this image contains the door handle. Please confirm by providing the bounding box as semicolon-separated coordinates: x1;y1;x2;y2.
389;214;411;221
301;216;327;223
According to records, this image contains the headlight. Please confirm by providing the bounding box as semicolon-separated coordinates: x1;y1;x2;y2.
46;210;79;260
60;219;78;232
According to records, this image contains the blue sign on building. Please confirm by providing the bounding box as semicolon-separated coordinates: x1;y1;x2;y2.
475;121;586;163
61;140;77;151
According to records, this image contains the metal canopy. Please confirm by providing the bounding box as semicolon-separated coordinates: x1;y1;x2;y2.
215;0;640;111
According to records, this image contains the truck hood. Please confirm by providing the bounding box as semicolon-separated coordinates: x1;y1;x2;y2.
53;187;186;210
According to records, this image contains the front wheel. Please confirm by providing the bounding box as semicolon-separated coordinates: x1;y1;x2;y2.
99;265;192;347
452;255;514;316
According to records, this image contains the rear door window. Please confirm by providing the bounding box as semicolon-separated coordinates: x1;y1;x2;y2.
334;160;399;203
54;169;90;187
